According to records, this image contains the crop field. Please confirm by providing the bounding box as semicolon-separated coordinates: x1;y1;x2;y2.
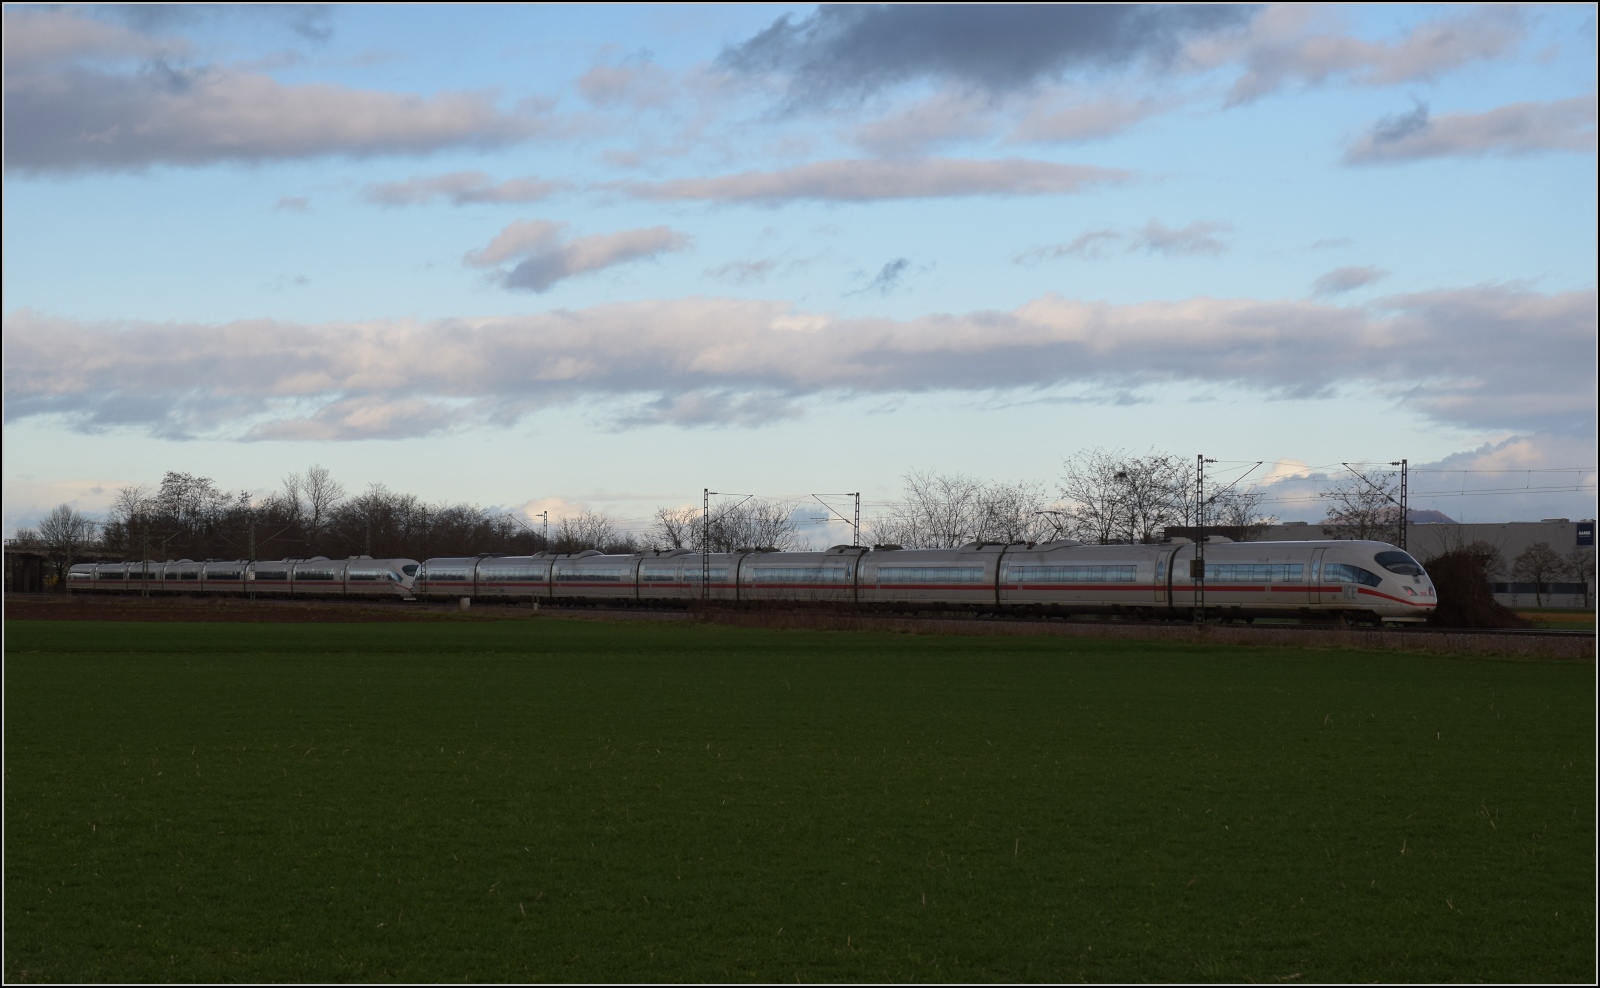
4;618;1594;983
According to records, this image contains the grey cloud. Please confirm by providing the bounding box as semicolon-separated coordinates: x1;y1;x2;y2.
618;158;1129;204
1224;6;1526;105
1344;96;1597;165
1134;219;1231;256
854;258;911;296
722;4;1253;104
109;4;335;43
363;171;568;207
705;258;778;285
273;195;310;213
1312;265;1387;297
4;25;545;173
464;220;691;293
1;8;186;66
5;285;1590;439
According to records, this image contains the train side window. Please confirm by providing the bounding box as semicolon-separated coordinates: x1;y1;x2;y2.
1323;562;1382;587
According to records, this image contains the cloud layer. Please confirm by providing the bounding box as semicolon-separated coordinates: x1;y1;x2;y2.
6;284;1591;441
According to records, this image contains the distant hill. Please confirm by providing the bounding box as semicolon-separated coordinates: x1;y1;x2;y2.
1407;509;1458;524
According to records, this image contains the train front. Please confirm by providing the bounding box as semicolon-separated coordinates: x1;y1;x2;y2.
1321;543;1437;622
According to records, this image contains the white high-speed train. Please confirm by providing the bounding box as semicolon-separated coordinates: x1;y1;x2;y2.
70;538;1437;623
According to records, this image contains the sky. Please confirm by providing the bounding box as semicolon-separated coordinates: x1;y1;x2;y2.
3;3;1596;542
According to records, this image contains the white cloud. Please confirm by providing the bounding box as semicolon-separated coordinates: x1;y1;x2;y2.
1344;96;1597;165
5;285;1591;441
1203;4;1527;105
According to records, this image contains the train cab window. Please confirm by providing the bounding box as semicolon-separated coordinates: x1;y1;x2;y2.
402;564;419;577
1322;563;1382;587
1374;551;1425;577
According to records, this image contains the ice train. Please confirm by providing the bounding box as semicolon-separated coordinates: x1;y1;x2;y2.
69;537;1437;623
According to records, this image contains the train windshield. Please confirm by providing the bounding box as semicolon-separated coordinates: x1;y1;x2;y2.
1374;551;1425;577
402;564;419;577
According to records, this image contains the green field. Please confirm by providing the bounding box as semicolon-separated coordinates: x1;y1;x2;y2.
5;618;1594;983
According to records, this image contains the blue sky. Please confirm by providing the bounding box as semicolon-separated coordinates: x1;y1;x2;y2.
4;3;1596;539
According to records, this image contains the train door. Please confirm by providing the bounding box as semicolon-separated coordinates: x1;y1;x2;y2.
1307;548;1326;606
1155;548;1179;609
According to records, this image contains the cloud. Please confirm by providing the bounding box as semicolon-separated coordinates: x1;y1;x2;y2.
1016;229;1125;264
721;4;1253;104
463;220;691;293
576;55;673;109
1134;218;1232;256
850;89;996;155
704;258;778;285
1006;93;1174;145
1;7;186;67
1312;265;1388;296
1343;96;1598;165
362;171;568;207
2;8;545;173
1023;219;1232;261
618;157;1129;204
5;285;1591;441
1215;5;1527;105
273;195;310;213
853;258;911;296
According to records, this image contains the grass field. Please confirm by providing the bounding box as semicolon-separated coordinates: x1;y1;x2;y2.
5;618;1594;983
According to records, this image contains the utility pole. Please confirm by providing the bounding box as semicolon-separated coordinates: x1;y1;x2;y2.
702;489;712;600
812;493;862;547
248;519;257;598
1390;458;1408;549
364;518;371;557
1194;455;1207;625
141;526;150;598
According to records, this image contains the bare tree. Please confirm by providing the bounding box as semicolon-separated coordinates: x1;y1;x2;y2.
1058;450;1129;544
646;505;702;550
976;479;1055;544
712;498;805;551
1511;542;1569;607
302;465;345;548
281;470;306;524
38;504;97;589
1211;488;1277;542
871;470;989;548
1566;548;1595;610
1319;471;1401;542
553;510;635;553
